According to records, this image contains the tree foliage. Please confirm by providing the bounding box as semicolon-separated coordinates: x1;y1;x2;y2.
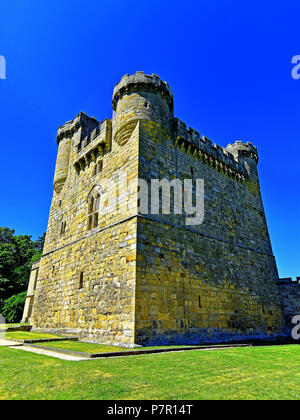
0;227;45;313
1;292;27;323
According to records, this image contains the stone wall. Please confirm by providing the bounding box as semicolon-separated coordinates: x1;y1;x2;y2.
279;278;300;336
135;116;283;345
29;71;289;346
31;106;139;346
21;260;40;323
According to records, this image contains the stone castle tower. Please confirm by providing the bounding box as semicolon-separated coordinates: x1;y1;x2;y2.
23;71;293;346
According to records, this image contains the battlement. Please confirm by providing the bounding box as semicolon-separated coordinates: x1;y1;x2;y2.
30;71;289;346
226;141;259;164
74;118;112;174
173;118;257;181
278;277;300;286
57;112;99;145
112;71;174;112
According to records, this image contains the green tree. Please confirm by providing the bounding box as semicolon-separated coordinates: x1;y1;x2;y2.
34;233;45;253
1;292;27;323
0;227;45;312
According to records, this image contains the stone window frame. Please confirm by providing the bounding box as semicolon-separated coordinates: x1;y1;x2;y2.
92;158;103;177
79;272;84;289
60;221;66;235
87;194;100;230
87;195;100;230
87;184;104;231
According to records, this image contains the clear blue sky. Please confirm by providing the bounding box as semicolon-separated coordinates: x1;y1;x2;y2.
0;1;299;279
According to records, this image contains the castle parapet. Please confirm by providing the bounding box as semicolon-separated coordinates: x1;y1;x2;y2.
226;141;259;164
54;112;100;193
57;112;99;145
73;118;112;174
112;71;173;112
172;118;255;182
278;277;300;286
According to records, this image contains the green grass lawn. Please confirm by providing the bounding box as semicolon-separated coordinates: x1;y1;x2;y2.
4;331;63;340
0;345;299;400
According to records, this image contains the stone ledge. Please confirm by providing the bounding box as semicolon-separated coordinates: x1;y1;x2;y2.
0;336;78;344
23;343;251;359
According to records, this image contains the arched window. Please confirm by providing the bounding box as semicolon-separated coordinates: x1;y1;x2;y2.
87;194;100;230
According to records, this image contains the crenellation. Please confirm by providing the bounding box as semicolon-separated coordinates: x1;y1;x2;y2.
172;117;256;181
278;277;300;286
112;71;174;112
226;141;259;164
174;133;248;182
24;71;296;346
74;118;112;174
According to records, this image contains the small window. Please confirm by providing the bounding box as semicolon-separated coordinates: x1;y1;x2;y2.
60;221;66;235
92;160;103;176
33;268;39;290
88;197;94;214
190;166;194;175
93;212;98;228
79;272;84;289
97;160;103;173
198;295;202;308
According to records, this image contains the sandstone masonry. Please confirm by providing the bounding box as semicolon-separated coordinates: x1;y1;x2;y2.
22;72;298;346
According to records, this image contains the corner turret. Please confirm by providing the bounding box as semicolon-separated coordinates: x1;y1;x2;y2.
112;72;174;145
53;112;99;193
225;141;259;180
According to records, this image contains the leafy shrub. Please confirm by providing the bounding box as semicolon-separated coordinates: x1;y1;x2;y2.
1;292;26;323
0;228;45;308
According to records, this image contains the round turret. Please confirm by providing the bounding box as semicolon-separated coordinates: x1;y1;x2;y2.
226;141;259;180
53;113;99;194
112;72;174;144
53;130;72;194
226;141;259;163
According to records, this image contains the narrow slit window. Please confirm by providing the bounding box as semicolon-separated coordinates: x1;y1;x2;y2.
97;160;103;173
88;197;94;214
88;215;93;230
93;212;98;228
60;221;66;235
79;272;84;289
198;295;202;308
